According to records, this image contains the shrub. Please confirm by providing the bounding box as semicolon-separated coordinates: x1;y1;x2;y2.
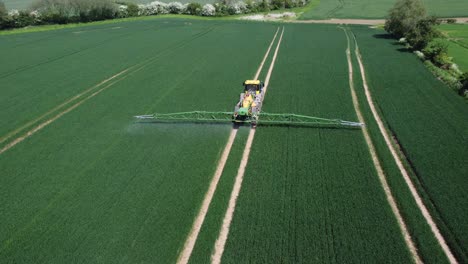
423;39;450;67
167;2;184;14
270;0;284;10
424;60;461;91
127;3;139;16
257;0;270;11
244;0;256;11
201;3;215;16
227;1;246;14
185;2;201;15
446;18;456;24
117;5;128;17
414;50;425;60
459;72;468;96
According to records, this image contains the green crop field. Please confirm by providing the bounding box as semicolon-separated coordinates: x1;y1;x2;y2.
352;25;468;262
299;0;468;20
1;17;467;264
220;23;412;260
0;19;279;263
437;24;468;71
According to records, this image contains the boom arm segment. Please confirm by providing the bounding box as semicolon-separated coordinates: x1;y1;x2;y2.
135;111;364;128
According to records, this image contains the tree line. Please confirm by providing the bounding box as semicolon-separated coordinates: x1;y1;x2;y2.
385;0;468;97
0;0;307;29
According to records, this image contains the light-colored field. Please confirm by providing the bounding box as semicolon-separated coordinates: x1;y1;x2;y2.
299;0;468;20
437;24;468;71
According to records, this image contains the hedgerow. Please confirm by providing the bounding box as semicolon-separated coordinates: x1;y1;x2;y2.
0;0;309;30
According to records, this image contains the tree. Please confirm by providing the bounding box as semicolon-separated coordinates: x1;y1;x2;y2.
0;1;6;17
0;1;7;28
126;3;139;16
406;16;440;50
257;0;269;12
385;0;426;38
201;3;215;16
185;2;201;15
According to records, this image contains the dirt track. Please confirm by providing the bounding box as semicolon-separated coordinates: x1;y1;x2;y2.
342;27;422;264
351;32;458;263
176;27;280;264
211;26;285;264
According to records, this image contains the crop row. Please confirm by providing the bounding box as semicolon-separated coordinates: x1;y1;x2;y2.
352;25;468;262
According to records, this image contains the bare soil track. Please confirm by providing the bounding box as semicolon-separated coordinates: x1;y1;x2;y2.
211;26;285;264
342;27;422;264
350;31;458;264
176;27;280;264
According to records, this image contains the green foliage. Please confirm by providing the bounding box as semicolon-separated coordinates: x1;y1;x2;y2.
423;39;450;67
459;72;468;96
0;20;281;263
405;16;440;50
270;0;284;10
257;0;269;11
270;0;295;9
0;1;6;16
446;18;456;24
0;1;8;29
126;2;139;16
185;2;202;15
384;0;426;39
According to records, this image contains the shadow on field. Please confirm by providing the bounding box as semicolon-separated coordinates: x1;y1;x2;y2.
373;33;412;53
133;121;362;130
373;33;393;39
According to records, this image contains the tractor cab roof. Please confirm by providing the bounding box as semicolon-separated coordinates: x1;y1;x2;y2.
244;80;261;85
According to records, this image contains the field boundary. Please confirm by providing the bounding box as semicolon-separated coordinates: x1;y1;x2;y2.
175;27;280;264
211;26;285;264
342;27;422;264
350;30;458;264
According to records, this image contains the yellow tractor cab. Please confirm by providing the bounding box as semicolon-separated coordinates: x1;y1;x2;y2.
243;80;264;95
233;80;266;125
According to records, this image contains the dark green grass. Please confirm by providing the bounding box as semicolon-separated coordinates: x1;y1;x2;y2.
299;0;468;20
438;24;468;71
0;20;279;263
352;26;468;262
346;26;449;264
221;24;413;263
